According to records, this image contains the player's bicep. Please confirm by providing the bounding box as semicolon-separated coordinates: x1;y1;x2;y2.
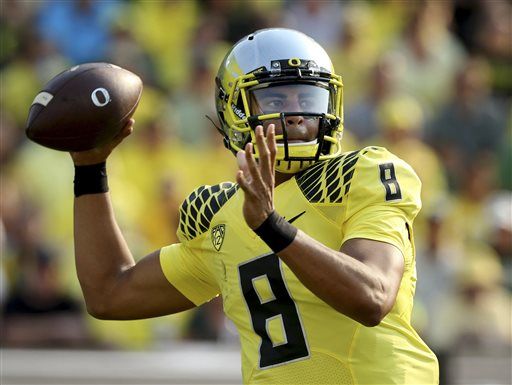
340;238;404;311
102;250;195;320
160;243;220;306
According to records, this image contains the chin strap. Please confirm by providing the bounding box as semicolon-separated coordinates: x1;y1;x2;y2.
207;114;232;151
205;114;222;132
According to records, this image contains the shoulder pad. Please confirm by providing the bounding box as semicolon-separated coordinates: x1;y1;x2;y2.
296;150;360;203
346;146;422;218
179;182;238;241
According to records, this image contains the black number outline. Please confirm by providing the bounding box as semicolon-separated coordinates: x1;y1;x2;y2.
238;253;310;369
379;163;402;201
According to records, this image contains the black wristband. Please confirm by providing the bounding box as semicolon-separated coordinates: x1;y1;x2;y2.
254;211;298;253
74;162;109;197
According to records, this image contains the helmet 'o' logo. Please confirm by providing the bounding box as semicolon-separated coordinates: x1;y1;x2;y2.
91;88;110;107
288;58;301;67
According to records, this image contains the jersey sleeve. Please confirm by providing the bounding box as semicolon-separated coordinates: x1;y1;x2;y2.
341;147;422;263
159;182;238;306
160;242;219;306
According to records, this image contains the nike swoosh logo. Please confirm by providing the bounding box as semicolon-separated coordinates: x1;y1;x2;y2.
285;211;306;224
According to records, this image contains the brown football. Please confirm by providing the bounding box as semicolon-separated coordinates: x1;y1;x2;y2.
26;62;143;151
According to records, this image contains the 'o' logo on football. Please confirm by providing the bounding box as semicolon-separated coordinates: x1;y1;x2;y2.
91;88;111;107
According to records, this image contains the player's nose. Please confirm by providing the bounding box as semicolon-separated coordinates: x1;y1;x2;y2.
285;114;304;127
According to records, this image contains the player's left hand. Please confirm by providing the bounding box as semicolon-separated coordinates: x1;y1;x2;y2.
236;124;277;229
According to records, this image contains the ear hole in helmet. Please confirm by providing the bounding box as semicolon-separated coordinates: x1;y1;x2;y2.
319;119;331;155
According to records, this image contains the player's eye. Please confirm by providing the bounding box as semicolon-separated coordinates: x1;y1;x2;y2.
268;99;284;108
260;98;284;112
299;98;315;110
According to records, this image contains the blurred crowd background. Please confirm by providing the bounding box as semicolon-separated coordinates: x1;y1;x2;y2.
1;0;510;384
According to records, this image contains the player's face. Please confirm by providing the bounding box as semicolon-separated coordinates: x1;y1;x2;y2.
250;84;330;142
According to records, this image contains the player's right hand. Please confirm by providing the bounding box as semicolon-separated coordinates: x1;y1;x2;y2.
236;124;277;229
70;119;134;166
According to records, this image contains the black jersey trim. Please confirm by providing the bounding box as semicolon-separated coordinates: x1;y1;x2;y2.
295;151;360;204
179;182;238;240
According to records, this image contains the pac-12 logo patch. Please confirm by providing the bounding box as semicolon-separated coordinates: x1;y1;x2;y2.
211;224;226;251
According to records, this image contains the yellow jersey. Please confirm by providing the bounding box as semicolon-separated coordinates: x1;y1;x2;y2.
160;146;439;384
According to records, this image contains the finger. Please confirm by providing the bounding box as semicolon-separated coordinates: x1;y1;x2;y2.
236;150;251;183
121;118;135;136
265;125;276;188
245;142;265;188
255;126;272;184
236;170;253;196
267;124;277;167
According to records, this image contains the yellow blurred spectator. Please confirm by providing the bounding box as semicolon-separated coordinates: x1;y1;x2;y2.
1;61;41;126
387;1;467;111
429;245;511;352
122;1;199;90
331;2;393;106
374;95;449;234
441;153;499;251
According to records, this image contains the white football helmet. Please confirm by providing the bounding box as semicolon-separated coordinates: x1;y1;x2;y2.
215;28;344;174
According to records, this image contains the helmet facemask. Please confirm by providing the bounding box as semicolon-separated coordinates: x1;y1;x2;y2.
215;31;344;173
247;82;341;173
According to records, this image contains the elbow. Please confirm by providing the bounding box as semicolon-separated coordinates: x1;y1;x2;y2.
359;305;386;327
87;309;109;320
79;281;119;320
359;277;396;327
84;299;114;320
332;296;389;327
356;290;391;327
85;303;108;320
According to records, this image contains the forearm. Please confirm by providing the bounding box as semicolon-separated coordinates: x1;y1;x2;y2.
74;192;135;311
277;230;392;326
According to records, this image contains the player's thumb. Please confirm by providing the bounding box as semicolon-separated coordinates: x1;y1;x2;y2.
110;119;134;148
236;150;253;184
236;150;249;173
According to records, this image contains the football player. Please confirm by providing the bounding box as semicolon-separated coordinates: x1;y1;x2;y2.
71;28;439;384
